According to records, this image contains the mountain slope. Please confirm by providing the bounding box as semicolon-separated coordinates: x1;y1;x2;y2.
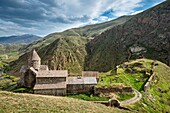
38;36;88;75
12;16;131;75
0;34;41;45
20;16;131;53
0;91;126;113
84;1;170;72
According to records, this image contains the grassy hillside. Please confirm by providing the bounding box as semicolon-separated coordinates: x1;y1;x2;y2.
128;60;170;113
97;58;170;113
0;91;127;113
0;44;25;62
0;74;19;90
98;59;153;91
39;36;88;75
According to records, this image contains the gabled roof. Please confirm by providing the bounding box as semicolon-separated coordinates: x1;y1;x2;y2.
33;82;66;90
31;49;41;61
84;77;97;84
67;77;84;84
67;76;97;85
37;70;68;78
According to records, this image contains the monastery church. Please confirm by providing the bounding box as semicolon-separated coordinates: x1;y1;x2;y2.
19;49;98;96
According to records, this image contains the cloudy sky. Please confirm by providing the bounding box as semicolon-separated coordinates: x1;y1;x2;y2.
0;0;165;37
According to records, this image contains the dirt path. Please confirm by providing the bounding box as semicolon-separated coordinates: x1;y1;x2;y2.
120;88;142;106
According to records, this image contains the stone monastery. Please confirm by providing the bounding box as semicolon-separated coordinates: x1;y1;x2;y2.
19;49;98;96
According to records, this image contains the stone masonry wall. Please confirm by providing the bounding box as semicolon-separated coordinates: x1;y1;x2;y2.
94;86;133;97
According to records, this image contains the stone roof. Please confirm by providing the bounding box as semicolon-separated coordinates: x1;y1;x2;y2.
39;65;49;71
67;76;84;84
67;76;97;85
84;77;97;84
31;49;41;61
33;82;66;90
37;70;68;78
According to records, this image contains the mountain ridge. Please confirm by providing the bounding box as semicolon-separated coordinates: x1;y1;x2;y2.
0;34;41;45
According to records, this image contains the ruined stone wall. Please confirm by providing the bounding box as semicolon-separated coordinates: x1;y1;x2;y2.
94;86;133;97
34;89;66;96
143;61;157;91
144;72;156;91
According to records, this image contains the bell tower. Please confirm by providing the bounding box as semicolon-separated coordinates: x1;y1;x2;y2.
29;49;41;71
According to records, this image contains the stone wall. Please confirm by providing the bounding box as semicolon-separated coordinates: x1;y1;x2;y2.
67;84;95;94
143;61;157;91
94;86;133;97
34;89;66;96
24;69;36;88
36;77;66;84
144;72;156;91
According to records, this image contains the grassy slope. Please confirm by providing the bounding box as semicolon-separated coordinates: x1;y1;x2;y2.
66;93;109;101
0;44;25;62
0;74;19;90
98;58;170;112
128;60;170;113
0;91;127;113
98;59;152;91
31;36;88;75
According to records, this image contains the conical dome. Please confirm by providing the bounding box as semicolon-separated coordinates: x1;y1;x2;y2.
31;49;40;61
29;49;41;70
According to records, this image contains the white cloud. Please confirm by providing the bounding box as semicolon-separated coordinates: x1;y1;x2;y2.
0;0;164;37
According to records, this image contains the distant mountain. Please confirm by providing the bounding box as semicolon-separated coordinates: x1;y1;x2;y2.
0;34;41;45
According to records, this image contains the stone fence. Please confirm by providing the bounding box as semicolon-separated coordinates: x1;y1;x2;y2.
143;61;157;91
144;72;156;91
94;85;133;97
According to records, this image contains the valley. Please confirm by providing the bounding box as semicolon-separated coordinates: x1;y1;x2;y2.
0;0;170;113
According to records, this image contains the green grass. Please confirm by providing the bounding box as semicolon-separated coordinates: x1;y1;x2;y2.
66;93;109;101
0;74;19;90
0;91;127;113
11;87;33;93
98;59;151;91
117;93;135;101
123;60;170;113
96;58;170;112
